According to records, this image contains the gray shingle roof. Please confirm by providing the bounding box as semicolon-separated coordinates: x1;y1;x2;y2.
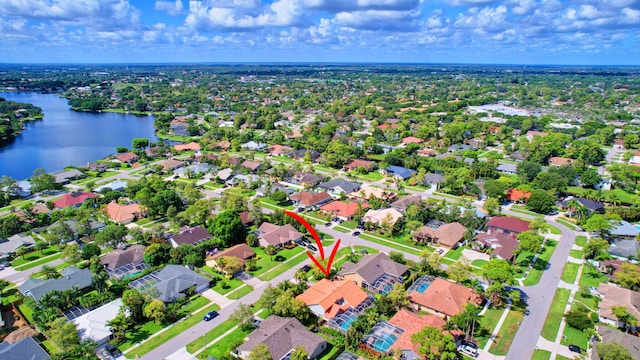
338;252;409;285
152;265;209;302
237;315;326;360
19;266;92;302
318;179;361;194
0;337;50;360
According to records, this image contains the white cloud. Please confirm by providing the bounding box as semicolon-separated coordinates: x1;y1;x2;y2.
184;0;303;31
302;0;420;12
155;0;184;16
333;9;420;31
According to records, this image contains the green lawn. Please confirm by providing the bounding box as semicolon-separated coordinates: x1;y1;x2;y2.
510;205;544;217
258;252;308;281
358;232;428;256
187;318;238;353
14;253;64;271
561;322;590;349
249;245;305;277
541;288;571;341
569;249;584;259
556;218;578;230
566;186;639;205
211;277;245;295
227;284;254;300
575;236;587;247
196;326;253;359
123;302;220;358
18;302;35;324
1;287;22;306
561;263;580;284
578;264;608;288
471;259;488;268
444;246;465;260
10;245;60;267
355;171;383;182
523;240;558;286
532;350;552;360
476;307;505;349
489;310;524;355
549;225;561;235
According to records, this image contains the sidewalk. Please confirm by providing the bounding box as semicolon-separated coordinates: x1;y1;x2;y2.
483;300;512;352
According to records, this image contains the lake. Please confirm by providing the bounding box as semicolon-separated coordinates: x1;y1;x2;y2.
0;92;158;180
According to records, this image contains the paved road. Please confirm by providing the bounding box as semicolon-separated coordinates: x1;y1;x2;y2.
504;215;576;360
0;258;65;285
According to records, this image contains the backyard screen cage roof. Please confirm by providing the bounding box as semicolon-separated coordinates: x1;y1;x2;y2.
327;295;374;332
362;321;404;353
335;351;360;360
407;275;435;294
106;262;150;279
64;305;91;321
366;273;403;294
128;271;161;290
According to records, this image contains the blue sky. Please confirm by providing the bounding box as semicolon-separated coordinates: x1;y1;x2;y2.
0;0;639;65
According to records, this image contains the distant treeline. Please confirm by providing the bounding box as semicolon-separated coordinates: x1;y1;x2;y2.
0;97;43;145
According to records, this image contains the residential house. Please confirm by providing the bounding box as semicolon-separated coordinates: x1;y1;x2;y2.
288;149;321;162
194;153;219;163
94;179;128;192
290;191;333;208
598;283;640;327
401;136;423;145
236;316;327;360
290;172;323;187
129;265;209;303
525;130;548;141
225;174;260;187
497;163;517;174
45;219;106;242
414;222;468;249
267;144;293;156
417;149;437;158
296;279;373;321
53;169;85;184
215;168;234;182
52;192;99;209
19;266;92;302
486;216;531;235
114;152;139;164
213;141;231;151
158;159;184;171
362;208;404;228
343;159;375;172
0;232;36;261
598;260;640;285
468;137;485;149
241;160;262;172
609;221;640;240
408;277;482;318
593;327;640;360
318;179;361;197
506;189;531;203
170;122;189;136
169;226;211;247
0;337;50;360
240;141;266;151
205;244;256;271
608;239;640;260
74;299;123;345
84;161;109;173
257;222;304;248
256;183;295;197
101;244;147;278
448;144;475;152
349;184;397;202
390;194;422;212
174;142;201;152
424;173;445;188
145;146;165;158
383;165;416;180
174;163;213;178
387;309;448;359
548;157;574;166
337;252;409;294
560;197;605;214
105;201;143;224
239;211;254;226
320;201;368;221
473;232;519;261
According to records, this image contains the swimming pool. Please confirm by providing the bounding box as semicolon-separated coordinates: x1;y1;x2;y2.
415;282;430;293
339;315;357;331
368;333;398;352
121;271;142;280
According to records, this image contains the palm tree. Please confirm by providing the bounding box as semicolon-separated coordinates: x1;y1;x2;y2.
15;246;28;260
565;199;580;218
294;269;307;284
607;193;621;207
107;311;132;344
41;264;61;280
35;241;47;254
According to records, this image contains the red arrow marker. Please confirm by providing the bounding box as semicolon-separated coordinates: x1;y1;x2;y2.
284;211;340;277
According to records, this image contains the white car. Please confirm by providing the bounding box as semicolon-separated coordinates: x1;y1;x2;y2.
458;345;478;357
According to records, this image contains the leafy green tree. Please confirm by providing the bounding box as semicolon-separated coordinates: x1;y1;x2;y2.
144;299;167;324
41;264;61;279
533;172;568;192
106;311;133;344
206;210;247;247
144;242;171;266
387;282;410;310
410;326;459;360
35;241;47;254
265;244;277;261
15;245;28;259
596;343;632;360
482;259;514;303
584;237;610;259
389;251;406;264
584;214;613;237
580;168;602;188
30;167;57;193
48;317;81;348
81;243;101;260
0;214;22;238
612;306;638;329
564;307;593;331
447;256;472;283
516;161;541;183
290;346;308;360
49;221;75;244
484;180;507;200
217;256;244;275
229;303;255;331
247;343;273;360
94;224;128;249
132;137;149;150
446;303;481;340
62;242;82;265
616;263;640;289
418;251;441;275
516;231;543;254
483;197;500;215
526;189;556;214
272;290;313;323
122;288;147;322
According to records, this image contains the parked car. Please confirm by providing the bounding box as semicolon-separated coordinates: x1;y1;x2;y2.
352;231;361;236
548;209;559;215
436;249;444;255
306;244;318;251
458;345;478;358
301;264;311;272
203;311;219;321
324;222;332;226
568;345;583;354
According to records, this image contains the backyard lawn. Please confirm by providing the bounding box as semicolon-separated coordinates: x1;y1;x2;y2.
541;289;571;341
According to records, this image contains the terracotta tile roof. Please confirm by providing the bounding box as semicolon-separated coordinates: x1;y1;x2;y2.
296;279;369;319
208;244;256;262
343;159;375;171
174;142;201;151
548;157;574;166
388;309;445;354
290;191;332;207
106;202;142;223
258;222;304;246
506;189;531;202
101;244;146;270
320;201;368;219
409;277;482;317
414;222;468;248
268;144;294;155
241;160;262;171
402;136;423;144
598;283;640;322
215;140;231;149
391;194;422;210
486;216;531;234
115;152;139;163
53;192;99;209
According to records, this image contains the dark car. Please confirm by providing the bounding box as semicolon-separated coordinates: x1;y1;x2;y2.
301;264;311;272
306;244;318;251
568;345;583;353
352;231;361;236
325;222;332;226
548;209;559;215
203;311;219;321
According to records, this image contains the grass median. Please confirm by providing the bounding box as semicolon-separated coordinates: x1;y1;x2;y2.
541;288;571;342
